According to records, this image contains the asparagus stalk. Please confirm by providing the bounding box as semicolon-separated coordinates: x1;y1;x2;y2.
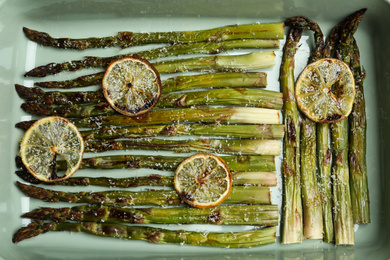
83;138;281;156
20;88;283;117
15;84;105;105
28;72;268;91
316;122;333;242
23;23;284;49
300;117;323;239
331;119;354;245
22;204;279;226
16;182;272;206
16;171;172;187
157;88;283;109
16;170;277;187
161;72;267;93
35;52;275;89
76;107;280;127
349;37;370;224
35;72;104;89
16;107;280;130
26;39;279;77
13;221;277;247
291;16;325;240
315;21;342;243
155;51;276;74
232;171;277;186
16;154;276;173
331;8;366;245
16;72;267;104
279;26;303;244
79;124;285;140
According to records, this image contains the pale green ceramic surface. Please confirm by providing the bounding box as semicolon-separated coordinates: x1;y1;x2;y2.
0;0;389;259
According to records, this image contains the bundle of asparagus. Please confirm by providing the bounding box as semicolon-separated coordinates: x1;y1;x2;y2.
14;11;370;247
14;21;285;248
279;9;369;246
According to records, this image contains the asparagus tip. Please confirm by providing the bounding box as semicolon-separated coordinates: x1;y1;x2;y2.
15;170;42;185
25;63;60;77
16;182;49;201
21;208;47;219
15;120;35;130
13;221;51;243
21;102;52;116
22;27;54;47
15;84;44;100
15;181;35;197
15;156;24;168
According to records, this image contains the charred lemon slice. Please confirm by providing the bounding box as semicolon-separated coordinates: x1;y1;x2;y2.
174;153;232;209
295;58;355;123
102;56;162;116
20;116;84;182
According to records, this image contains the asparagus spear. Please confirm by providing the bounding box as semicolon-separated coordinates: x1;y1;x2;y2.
13;221;277;247
331;8;366;245
279;25;303;244
22;204;279;226
35;72;104;89
26;39;279;77
16;107;280;130
35;52;275;89
161;72;267;93
332;139;354;250
314;21;345;243
23;23;284;49
15;84;105;105
316;122;333;242
16;154;276;173
349;37;370;224
155;51;276;74
16;182;272;206
300;117;323;239
76;107;280;127
16;170;277;187
331;119;354;245
79;124;285;140
83;138;281;156
16;171;173;187
233;171;277;186
291;16;325;240
157;88;283;109
20;88;283;117
28;72;268;91
16;72;267;103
